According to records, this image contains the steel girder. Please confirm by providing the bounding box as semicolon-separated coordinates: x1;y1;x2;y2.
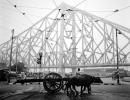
0;3;130;71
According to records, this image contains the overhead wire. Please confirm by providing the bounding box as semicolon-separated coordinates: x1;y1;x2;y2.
0;1;9;6
86;10;113;12
0;1;52;10
17;5;54;10
94;5;130;22
26;13;43;18
57;0;87;18
1;0;54;10
105;6;130;18
73;0;87;9
6;0;33;24
118;5;130;12
4;0;130;27
52;0;58;8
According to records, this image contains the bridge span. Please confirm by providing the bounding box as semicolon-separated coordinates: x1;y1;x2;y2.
0;3;130;73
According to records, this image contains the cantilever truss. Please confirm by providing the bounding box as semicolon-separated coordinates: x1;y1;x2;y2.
0;3;130;71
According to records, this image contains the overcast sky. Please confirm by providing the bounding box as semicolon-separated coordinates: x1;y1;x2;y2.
0;0;130;44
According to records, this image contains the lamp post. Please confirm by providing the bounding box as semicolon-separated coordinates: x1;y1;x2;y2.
37;52;42;80
116;29;121;85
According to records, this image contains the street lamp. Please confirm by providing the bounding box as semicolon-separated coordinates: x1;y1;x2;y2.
37;52;42;79
116;29;122;85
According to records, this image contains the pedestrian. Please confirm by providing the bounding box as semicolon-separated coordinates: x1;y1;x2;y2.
76;68;80;76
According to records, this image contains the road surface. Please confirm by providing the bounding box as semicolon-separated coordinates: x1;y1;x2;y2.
0;82;130;100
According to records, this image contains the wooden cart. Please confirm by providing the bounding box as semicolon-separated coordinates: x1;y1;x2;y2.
15;72;69;93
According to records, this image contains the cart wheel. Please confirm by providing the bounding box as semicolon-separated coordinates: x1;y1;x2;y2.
43;72;63;93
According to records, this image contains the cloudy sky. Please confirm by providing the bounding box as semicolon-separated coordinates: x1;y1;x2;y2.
0;0;130;44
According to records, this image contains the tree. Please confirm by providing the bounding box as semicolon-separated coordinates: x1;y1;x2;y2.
10;62;27;73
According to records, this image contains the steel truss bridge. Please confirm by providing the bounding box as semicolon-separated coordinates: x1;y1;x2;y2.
0;3;130;73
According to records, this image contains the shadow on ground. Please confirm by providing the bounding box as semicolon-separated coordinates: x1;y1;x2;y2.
0;91;95;100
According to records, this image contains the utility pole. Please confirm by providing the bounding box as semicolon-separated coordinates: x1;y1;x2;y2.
116;29;121;85
8;29;14;83
16;37;18;73
59;11;65;74
9;29;14;72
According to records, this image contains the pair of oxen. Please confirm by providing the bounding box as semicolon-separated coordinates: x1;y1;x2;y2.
63;74;103;96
